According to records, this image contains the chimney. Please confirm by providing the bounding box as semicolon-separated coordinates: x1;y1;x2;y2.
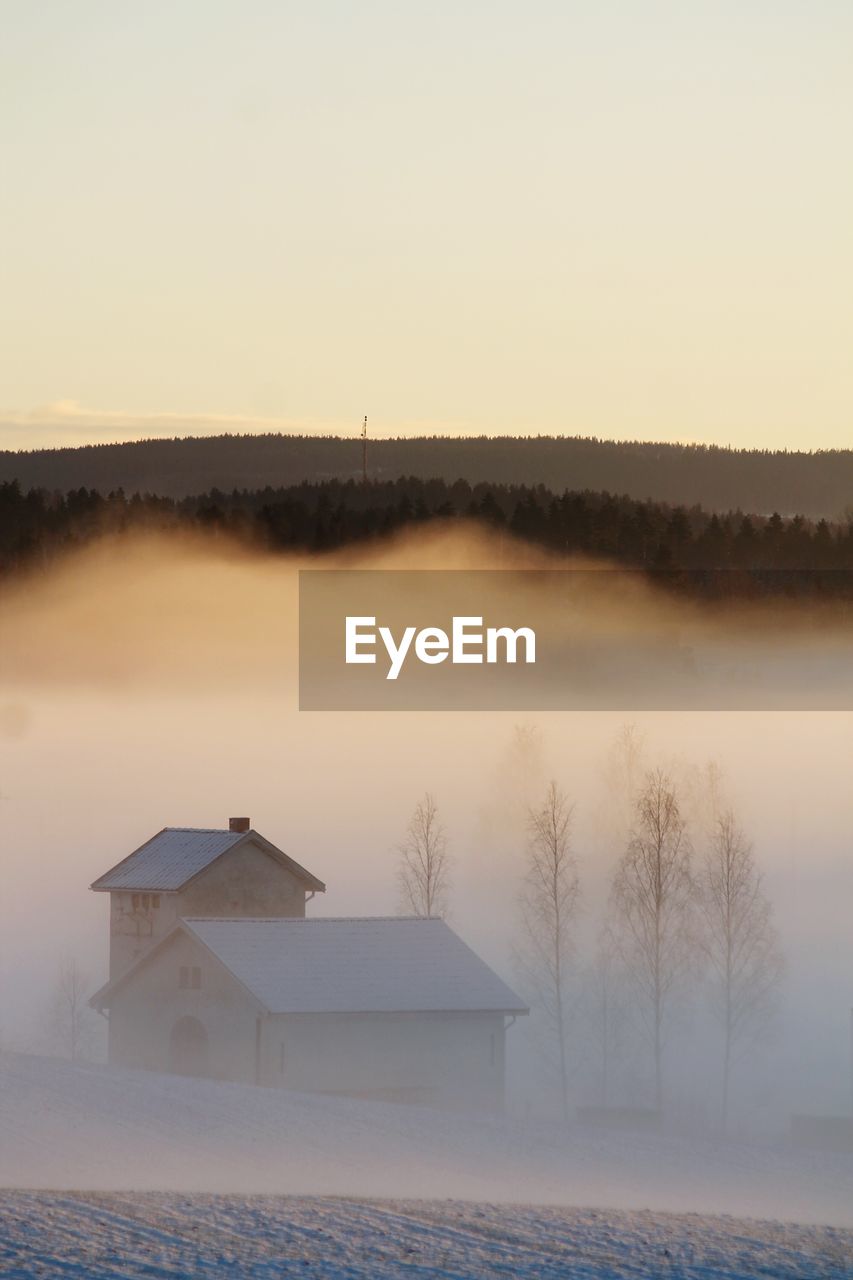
229;816;251;833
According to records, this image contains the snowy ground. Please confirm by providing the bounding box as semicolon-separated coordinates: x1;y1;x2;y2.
3;1053;853;1276
2;1192;852;1278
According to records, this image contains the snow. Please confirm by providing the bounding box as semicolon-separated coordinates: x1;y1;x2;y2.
3;1052;853;1231
3;1053;853;1275
2;1193;852;1278
89;826;324;893
179;916;528;1014
90;827;247;891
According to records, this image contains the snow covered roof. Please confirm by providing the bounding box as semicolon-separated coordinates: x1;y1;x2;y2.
90;915;527;1015
180;917;528;1015
90;828;325;893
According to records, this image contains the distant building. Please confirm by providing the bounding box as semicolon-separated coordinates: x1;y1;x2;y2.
89;819;526;1110
90;818;325;982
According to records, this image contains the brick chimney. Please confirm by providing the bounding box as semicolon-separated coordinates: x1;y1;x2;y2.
229;816;251;833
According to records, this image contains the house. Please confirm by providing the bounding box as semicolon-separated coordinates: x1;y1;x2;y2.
90;817;326;981
90;818;527;1110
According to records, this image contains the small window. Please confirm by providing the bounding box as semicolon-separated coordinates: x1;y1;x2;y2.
179;965;189;989
141;893;150;910
279;1042;285;1074
191;966;202;990
132;893;140;910
151;895;160;909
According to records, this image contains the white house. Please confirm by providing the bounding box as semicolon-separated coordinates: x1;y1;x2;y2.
90;819;527;1110
90;818;326;982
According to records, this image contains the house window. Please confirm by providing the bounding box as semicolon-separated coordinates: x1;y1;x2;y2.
132;894;140;910
279;1042;285;1074
141;894;150;910
179;966;201;989
151;895;160;909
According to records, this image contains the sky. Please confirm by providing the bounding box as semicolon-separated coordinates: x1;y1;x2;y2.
1;1;851;452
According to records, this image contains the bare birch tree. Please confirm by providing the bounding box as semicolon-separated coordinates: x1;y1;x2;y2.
517;780;580;1121
698;809;783;1133
398;792;451;917
49;957;95;1061
611;768;693;1113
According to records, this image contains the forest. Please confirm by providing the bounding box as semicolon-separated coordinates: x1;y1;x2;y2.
3;473;853;593
4;432;853;517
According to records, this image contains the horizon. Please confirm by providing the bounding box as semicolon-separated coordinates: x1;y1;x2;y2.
3;419;853;459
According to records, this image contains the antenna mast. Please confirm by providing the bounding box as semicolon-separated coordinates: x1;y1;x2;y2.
361;414;368;484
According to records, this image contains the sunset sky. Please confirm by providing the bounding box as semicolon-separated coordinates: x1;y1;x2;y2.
1;1;851;451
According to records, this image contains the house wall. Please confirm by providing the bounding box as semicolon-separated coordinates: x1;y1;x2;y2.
109;891;161;980
107;931;508;1112
107;931;260;1083
259;1009;507;1113
107;841;308;979
179;843;308;918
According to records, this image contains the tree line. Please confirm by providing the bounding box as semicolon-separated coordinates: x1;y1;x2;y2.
5;474;853;589
4;431;853;516
398;730;783;1135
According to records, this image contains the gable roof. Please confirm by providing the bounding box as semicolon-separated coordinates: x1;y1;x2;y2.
90;828;325;894
92;916;528;1016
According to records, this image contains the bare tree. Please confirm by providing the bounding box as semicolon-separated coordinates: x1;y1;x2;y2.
49;957;96;1061
398;792;451;917
611;768;693;1113
698;809;783;1133
517;781;580;1121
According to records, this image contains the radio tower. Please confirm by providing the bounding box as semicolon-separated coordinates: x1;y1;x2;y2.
361;414;368;484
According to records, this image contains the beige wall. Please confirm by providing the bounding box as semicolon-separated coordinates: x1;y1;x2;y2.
107;840;309;979
108;929;261;1083
259;1010;506;1112
179;842;308;917
109;891;161;980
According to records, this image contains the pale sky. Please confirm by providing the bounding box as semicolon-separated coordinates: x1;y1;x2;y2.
1;1;851;451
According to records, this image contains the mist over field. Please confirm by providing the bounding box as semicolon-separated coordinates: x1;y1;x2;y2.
1;524;852;1131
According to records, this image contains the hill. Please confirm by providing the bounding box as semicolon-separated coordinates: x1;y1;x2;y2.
2;433;853;516
2;1052;853;1226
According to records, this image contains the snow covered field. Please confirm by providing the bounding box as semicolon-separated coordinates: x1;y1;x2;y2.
3;1052;853;1276
2;1191;853;1279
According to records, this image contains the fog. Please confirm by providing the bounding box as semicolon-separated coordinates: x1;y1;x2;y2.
1;523;853;1201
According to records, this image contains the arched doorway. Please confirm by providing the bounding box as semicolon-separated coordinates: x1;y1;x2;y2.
169;1015;209;1077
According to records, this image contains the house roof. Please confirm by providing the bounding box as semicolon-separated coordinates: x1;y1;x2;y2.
184;916;528;1015
92;916;528;1016
89;828;325;894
